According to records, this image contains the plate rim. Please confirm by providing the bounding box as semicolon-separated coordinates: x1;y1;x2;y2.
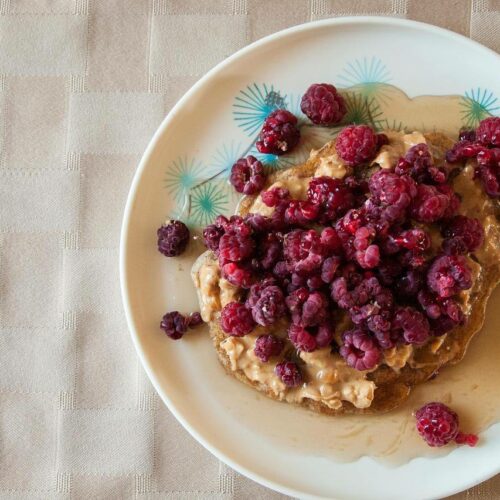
120;16;500;500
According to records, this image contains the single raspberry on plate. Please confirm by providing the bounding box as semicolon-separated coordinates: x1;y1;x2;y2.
335;125;378;166
160;311;187;340
275;361;303;387
157;220;190;257
229;155;266;195
476;116;500;147
288;324;318;352
254;334;284;362
442;215;484;254
415;402;478;448
300;83;346;126
220;302;255;336
339;328;381;371
427;254;472;298
256;109;300;156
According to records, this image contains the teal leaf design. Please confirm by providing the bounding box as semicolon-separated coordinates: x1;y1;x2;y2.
342;92;384;129
460;88;499;128
164;156;205;204
209;141;245;178
337;57;391;87
233;83;287;136
189;181;229;226
376;118;408;133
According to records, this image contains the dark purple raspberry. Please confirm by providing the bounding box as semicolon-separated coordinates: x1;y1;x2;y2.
229;156;266;195
254;334;284;362
316;322;335;347
245;213;271;233
221;262;253;288
186;312;203;328
202;223;224;252
288;324;317;352
396;268;425;297
320;227;343;255
437;184;460;218
477;147;500;167
376;259;403;286
410;184;451;223
369;170;417;209
256;109;300;156
376;133;389;148
335;125;378;166
261;186;290;207
307;177;354;220
285;200;320;226
283;229;323;275
445;140;484;163
416;402;459;447
391;229;431;252
285;288;328;327
476;116;500;147
392;306;430;345
321;256;342;283
160;311;187;340
396;143;446;184
458;129;476;142
442;215;484;254
257;232;282;270
157;220;190;257
340;329;381;371
272;261;290;281
427;255;472;298
418;289;464;326
245;278;277;307
478;165;500;198
220;302;255;336
219;230;255;263
430;315;459;336
250;285;286;326
275;361;303;387
300;83;346;126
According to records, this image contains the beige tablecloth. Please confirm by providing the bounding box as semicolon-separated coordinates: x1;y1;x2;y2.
0;1;498;498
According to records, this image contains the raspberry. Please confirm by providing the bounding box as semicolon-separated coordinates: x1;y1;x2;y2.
478;165;500;198
220;302;255;336
442;215;484;254
427;255;472;298
219;230;255;263
320;227;343;255
284;200;320;226
356;244;380;269
288;324;318;352
229;156;266;195
157;220;190;257
245;213;271;233
245;278;277;308
186;312;203;328
316;322;335;348
376;133;389;147
300;83;346;126
275;361;303;387
391;229;431;253
160;311;188;340
335;125;378;166
254;334;284;362
261;186;290;207
437;184;460;218
286;288;328;327
418;289;464;325
321;256;341;283
476;116;500;147
340;329;381;371
249;285;286;326
369;170;417;209
396;144;446;184
445;140;484;163
256;109;300;156
477;147;500;167
307;177;354;220
376;259;402;286
272;260;290;281
415;402;477;448
283;229;323;275
256;232;282;270
396;268;425;297
410;184;451;223
392;306;430;345
458;129;476;142
202;223;224;252
221;262;253;288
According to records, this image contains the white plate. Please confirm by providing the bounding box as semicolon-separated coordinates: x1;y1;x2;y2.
120;17;500;500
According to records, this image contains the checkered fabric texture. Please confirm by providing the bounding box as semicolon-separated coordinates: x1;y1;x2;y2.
0;0;498;498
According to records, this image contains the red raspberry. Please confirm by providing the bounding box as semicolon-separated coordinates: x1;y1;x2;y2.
391;229;431;253
202;223;224;252
321;256;342;283
221;262;253;288
335;125;378;166
458;129;476;142
257;232;282;270
256;109;300;156
288;324;318;352
442;215;484;254
285;200;320;226
369;170;417;208
410;184;451;223
157;220;190;257
300;83;346;126
254;334;284;362
427;255;472;298
229;156;266;195
275;361;303;387
285;288;328;327
320;227;343;255
445;140;484;163
261;186;290;207
396;143;446;184
339;329;381;371
356;244;380;269
249;285;286;326
478;165;500;198
307;177;354;220
316;322;335;347
220;302;255;336
283;229;324;275
392;306;430;345
476;116;500;147
219;230;255;263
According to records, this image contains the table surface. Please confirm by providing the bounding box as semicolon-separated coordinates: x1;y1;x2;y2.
0;1;499;498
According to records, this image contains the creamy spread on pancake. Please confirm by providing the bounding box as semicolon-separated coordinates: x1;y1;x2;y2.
192;130;500;412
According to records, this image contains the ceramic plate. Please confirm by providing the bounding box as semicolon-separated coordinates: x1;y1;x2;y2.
120;17;500;500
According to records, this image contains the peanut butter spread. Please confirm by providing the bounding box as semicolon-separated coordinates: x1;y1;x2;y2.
192;130;500;411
